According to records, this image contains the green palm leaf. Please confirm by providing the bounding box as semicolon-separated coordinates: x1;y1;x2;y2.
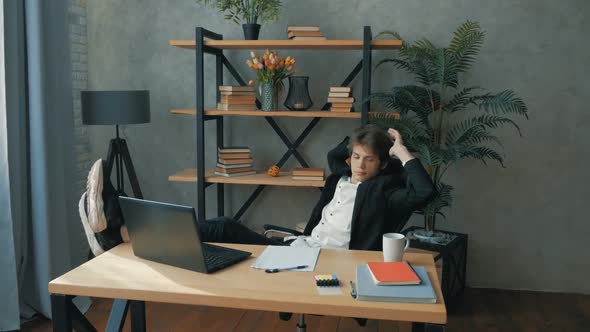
370;85;437;128
457;145;505;167
434;48;459;88
375;30;402;40
447;86;481;113
476;90;529;118
374;58;413;72
446;114;521;145
422;182;454;218
448;20;485;74
370;114;430;147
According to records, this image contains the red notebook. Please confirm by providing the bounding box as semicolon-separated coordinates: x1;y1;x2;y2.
366;261;421;285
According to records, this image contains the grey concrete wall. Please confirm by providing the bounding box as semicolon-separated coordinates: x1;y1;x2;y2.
86;0;590;293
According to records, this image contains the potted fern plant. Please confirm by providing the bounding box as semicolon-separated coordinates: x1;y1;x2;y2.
195;0;282;40
370;21;528;239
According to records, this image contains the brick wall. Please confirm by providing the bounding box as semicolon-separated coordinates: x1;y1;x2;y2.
69;0;90;263
69;0;90;196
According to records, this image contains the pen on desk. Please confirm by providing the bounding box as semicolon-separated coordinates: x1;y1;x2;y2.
350;281;357;299
265;265;308;273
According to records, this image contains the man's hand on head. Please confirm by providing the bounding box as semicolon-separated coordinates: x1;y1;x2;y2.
387;128;415;165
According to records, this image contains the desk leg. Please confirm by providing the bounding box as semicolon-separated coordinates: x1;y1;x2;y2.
106;299;130;332
70;299;97;332
51;294;72;332
129;300;146;332
412;322;446;332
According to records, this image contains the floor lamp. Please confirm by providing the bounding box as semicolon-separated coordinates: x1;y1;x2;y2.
81;90;150;198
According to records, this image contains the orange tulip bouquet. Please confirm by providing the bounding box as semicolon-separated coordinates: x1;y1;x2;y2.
246;49;296;111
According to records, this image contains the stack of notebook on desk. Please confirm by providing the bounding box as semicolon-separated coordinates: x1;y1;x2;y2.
355;261;437;303
217;86;257;111
291;167;325;181
328;87;353;112
215;147;256;177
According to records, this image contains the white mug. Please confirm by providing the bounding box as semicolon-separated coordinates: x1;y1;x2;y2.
382;233;409;262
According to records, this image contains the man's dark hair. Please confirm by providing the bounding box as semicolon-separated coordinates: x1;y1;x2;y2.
348;124;393;163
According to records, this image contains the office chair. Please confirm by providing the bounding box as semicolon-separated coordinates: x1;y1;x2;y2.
262;224;368;330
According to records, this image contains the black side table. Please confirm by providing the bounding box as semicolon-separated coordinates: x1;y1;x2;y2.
402;226;468;311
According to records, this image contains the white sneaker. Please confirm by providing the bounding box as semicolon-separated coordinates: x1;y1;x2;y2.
86;159;107;232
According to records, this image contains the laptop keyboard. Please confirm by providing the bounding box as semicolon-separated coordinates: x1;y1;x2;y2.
202;243;250;270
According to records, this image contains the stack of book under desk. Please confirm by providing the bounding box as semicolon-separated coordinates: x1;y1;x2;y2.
291;167;325;181
287;26;326;40
215;147;256;177
328;87;354;112
217;86;257;111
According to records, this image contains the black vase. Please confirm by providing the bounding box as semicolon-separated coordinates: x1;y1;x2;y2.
242;24;261;40
284;76;313;111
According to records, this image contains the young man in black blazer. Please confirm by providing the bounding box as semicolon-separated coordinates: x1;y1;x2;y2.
198;124;434;250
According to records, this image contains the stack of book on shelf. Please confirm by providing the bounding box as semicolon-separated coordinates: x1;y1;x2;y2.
287;26;326;40
215;147;256;177
291;167;325;181
355;261;437;303
217;85;257;111
328;87;353;112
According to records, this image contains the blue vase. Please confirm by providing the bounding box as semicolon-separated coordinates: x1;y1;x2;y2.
261;82;278;111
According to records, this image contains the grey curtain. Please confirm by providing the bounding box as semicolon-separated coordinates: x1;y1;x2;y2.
1;0;81;329
0;1;23;330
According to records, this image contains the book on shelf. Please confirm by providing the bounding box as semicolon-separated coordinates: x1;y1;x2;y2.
216;163;252;169
330;102;353;108
220;90;256;96
292;167;325;177
330;107;352;113
356;264;436;303
214;170;257;177
217;103;258;111
366;261;421;286
220;95;257;105
218;158;253;165
328;97;354;103
287;26;320;32
290;36;327;40
328;92;350;98
288;31;324;38
218;85;255;92
330;86;351;93
292;176;324;181
218;152;251;159
218;146;251;154
214;166;255;174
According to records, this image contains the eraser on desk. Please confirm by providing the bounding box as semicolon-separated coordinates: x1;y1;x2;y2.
314;274;340;287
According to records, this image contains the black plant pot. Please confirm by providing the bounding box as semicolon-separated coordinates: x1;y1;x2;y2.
242;24;261;40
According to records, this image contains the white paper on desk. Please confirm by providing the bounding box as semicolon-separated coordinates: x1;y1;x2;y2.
251;246;320;272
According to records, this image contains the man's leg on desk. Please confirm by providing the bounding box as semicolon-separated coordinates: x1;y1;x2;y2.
198;217;284;245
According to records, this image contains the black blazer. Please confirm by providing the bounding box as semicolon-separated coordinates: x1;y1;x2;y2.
303;137;435;251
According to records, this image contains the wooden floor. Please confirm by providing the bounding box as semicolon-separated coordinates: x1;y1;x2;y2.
21;288;590;332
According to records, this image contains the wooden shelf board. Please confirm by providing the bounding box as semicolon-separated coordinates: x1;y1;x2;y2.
168;168;325;187
170;109;400;119
169;39;403;50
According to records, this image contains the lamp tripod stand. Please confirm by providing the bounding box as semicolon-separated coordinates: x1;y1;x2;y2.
104;125;143;199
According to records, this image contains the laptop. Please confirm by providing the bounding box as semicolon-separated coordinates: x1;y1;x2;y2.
118;196;252;273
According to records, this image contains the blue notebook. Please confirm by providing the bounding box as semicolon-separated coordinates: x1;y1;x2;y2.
356;264;437;303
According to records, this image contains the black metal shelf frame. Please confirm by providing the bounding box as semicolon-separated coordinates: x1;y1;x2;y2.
194;26;376;221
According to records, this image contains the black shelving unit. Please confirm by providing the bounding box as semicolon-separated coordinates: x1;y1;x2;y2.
184;26;395;221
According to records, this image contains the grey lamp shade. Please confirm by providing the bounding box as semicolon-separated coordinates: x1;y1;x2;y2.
81;90;150;125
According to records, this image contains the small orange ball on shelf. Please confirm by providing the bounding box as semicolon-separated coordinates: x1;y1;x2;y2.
267;165;280;177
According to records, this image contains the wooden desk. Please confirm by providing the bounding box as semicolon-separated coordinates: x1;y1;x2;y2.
49;243;446;331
